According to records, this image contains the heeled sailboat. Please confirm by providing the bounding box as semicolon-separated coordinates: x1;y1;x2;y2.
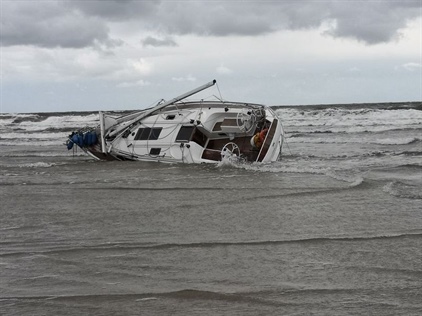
66;80;284;163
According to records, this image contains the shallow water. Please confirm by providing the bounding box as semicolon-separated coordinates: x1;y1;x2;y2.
1;103;421;315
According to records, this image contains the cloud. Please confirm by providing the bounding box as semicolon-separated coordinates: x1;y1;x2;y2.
2;1;420;49
141;36;178;47
132;58;153;75
66;0;158;20
172;75;197;82
216;65;233;75
402;62;422;71
116;79;150;88
322;2;421;44
1;1;112;48
348;67;361;73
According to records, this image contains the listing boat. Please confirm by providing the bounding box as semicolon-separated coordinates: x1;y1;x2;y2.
66;80;284;163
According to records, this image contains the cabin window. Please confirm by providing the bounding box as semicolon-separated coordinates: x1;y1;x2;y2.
212;122;222;131
191;128;207;147
149;128;162;140
134;127;162;141
149;148;161;155
134;128;149;140
175;126;195;142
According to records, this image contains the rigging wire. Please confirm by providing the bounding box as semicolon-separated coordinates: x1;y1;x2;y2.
216;82;223;101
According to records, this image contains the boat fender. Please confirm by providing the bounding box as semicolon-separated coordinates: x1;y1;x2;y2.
259;128;269;143
250;136;257;148
250;128;268;149
89;132;94;145
67;141;74;150
90;132;96;145
91;132;97;145
83;133;89;146
77;134;84;147
71;134;79;145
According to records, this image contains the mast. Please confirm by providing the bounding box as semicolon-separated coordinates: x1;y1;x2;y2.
99;111;107;153
107;79;216;138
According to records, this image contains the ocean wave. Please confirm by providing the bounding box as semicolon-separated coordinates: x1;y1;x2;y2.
0;289;281;307
0;131;68;140
383;181;422;199
16;162;56;168
239;162;330;175
237;158;395;178
289;125;421;135
274;102;421;112
1;113;39;123
325;171;365;186
287;135;421;145
391;163;422;170
0;161;56;169
3;114;100;133
288;131;334;136
19;118;99;132
1;152;85;158
277;107;422;124
282;150;421;161
277;107;422;134
374;137;420;145
12;114;48;124
2;232;420;258
6;112;97;123
396;151;422;157
0;140;65;146
44;127;78;133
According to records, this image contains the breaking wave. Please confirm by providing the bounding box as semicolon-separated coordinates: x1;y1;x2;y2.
2;232;421;258
17;162;56;168
383;181;422;199
287;135;420;145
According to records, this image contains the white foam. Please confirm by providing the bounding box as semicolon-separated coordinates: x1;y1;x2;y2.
234;161;330;175
373;137;419;145
0;131;68;140
135;297;158;302
288;136;420;145
0;140;65;146
326;170;365;186
383;181;422;199
277;108;422;134
18;162;56;168
14;114;99;132
2;152;85;157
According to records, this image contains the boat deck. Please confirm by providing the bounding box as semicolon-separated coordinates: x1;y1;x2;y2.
201;136;260;162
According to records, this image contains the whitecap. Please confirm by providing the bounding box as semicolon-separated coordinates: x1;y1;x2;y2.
18;162;56;168
383;181;422;199
135;297;158;302
277;108;422;134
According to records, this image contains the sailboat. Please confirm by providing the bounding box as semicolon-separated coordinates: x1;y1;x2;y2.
66;80;284;163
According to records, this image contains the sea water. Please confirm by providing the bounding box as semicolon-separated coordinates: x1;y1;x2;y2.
0;103;421;315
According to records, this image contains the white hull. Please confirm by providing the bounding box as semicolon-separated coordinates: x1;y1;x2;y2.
67;81;284;164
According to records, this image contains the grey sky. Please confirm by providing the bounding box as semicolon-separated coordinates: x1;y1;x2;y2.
1;0;421;113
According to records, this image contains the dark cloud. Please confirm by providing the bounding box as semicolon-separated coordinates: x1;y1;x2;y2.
147;1;420;44
323;1;421;44
142;36;177;47
153;2;274;36
66;0;158;20
1;0;420;48
1;1;110;48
